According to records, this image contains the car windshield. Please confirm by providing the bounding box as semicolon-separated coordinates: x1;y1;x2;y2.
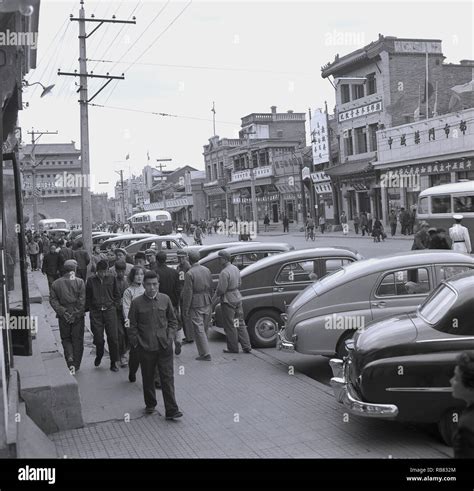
418;284;457;325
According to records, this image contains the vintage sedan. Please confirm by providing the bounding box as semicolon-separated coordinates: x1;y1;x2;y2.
200;242;294;287
124;234;188;265
330;270;474;445
99;233;157;251
278;251;474;358
184;241;252;260
213;247;362;348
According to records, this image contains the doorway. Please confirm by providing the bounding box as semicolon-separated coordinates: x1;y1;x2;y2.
272;203;278;223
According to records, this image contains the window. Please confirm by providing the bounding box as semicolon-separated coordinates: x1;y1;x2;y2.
324;258;353;275
354;127;367;154
340;84;350;103
276;260;315;284
431;195;451;214
418;196;429;214
419;284;456;325
344;129;353;156
376;268;430;296
430;173;450;187
352;84;365;100
453;195;474;213
161;240;178;251
277;130;283;138
368;124;378;151
437;265;474;281
457;171;474;181
366;73;377;95
219;162;224;178
232;251;279;271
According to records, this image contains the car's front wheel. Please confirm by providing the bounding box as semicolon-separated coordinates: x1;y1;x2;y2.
437;408;461;446
247;309;280;348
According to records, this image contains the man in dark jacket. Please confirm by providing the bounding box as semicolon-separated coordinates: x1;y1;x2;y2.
429;228;451;249
73;240;90;281
450;351;474;458
128;270;182;418
155;251;184;354
58;241;75;275
49;260;85;372
42;244;60;290
85;259;121;372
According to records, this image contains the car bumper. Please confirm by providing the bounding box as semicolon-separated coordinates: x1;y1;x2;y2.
329;358;399;419
276;329;294;353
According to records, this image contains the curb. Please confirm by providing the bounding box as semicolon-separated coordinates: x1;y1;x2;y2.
256;233;413;241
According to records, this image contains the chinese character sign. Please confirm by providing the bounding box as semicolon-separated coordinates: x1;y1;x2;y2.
310;108;329;166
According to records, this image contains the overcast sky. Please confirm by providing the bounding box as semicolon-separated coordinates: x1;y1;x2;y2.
21;0;473;195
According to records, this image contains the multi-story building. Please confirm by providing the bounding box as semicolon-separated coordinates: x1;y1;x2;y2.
21;142;83;227
208;106;306;224
375;106;474;223
321;34;474;223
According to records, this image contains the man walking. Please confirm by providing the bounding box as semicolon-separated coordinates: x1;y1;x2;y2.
128;271;183;419
49;260;85;372
282;214;289;233
58;241;75;276
449;214;472;254
155;251;184;355
400;207;410;235
212;249;252;354
360;212;368;236
319;215;326;234
85;259;121;372
182;250;213;361
145;249;159;273
263;214;270;232
389;210;397;236
114;260;129;367
73;240;90;281
177;250;193;343
42;243;60;290
27;237;40;271
353;213;359;235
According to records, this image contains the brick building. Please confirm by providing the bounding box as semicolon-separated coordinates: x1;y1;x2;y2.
321;35;474;224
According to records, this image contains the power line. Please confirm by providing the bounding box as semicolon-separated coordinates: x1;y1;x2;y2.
86;58;313;77
88;102;240;126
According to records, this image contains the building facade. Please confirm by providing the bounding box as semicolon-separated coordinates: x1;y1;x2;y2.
375;107;474;223
321;34;474;224
21;142;83;227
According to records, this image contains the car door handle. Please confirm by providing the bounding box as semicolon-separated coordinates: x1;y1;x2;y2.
372;301;386;308
273;287;284;292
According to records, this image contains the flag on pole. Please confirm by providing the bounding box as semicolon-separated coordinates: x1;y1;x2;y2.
125;153;130;160
147;150;150;161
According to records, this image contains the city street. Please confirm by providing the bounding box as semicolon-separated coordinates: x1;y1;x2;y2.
28;230;452;459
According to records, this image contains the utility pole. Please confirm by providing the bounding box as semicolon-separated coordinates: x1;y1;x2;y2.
115;170;126;223
58;1;136;253
27;129;59;231
155;158;172;211
244;130;258;232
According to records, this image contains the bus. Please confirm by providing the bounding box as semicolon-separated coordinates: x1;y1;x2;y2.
128;210;172;235
416;181;474;246
38;218;68;232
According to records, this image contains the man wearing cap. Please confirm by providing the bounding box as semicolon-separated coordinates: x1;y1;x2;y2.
177;250;193;343
85;259;121;372
109;249;133;276
182;250;213;361
449;215;472;254
49;259;86;372
212;249;252;354
155;251;184;355
145;249;159;273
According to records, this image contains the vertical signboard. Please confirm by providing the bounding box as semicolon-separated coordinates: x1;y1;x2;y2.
310;108;329;166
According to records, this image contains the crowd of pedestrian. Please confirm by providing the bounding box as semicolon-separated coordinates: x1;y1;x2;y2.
37;232;251;419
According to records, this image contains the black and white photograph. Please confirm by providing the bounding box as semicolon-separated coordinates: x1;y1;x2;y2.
1;0;474;487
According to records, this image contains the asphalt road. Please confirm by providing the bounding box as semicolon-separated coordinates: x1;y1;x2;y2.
197;229;413;386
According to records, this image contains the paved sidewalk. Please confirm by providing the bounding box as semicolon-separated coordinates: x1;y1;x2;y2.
40;272;449;460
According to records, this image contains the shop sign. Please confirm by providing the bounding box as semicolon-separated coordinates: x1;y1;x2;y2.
338;101;382;122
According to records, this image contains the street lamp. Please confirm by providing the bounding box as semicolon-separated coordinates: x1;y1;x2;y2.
22;80;55;98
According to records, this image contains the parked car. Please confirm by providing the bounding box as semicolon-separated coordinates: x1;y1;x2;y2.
184;242;254;260
330;270;474;445
213;247;362;348
124;234;188;265
200;242;294;287
99;233;156;251
278;251;474;358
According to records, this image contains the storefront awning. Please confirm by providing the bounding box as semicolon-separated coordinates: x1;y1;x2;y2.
325;160;373;177
276;183;300;194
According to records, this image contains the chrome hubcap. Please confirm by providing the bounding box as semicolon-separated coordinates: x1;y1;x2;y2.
255;318;278;340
